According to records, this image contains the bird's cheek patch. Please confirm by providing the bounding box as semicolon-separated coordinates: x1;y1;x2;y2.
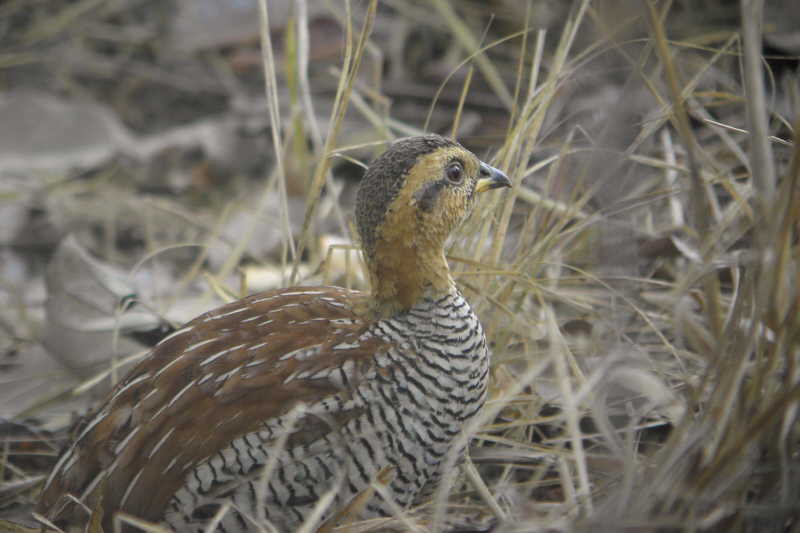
412;180;446;213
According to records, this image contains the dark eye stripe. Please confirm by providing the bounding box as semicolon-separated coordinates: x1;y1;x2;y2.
413;180;446;213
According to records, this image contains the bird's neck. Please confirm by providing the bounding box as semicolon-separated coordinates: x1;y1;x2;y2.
367;241;454;318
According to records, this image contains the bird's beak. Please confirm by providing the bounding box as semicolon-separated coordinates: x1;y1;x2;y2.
475;162;512;193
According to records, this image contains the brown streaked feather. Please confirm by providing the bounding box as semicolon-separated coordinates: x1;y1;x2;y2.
38;286;389;528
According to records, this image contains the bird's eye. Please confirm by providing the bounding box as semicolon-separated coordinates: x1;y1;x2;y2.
445;162;464;184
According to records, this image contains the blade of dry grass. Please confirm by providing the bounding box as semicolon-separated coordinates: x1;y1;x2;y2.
489;0;591;266
290;0;377;285
740;0;776;209
646;0;724;344
428;0;512;110
450;65;474;139
253;0;297;289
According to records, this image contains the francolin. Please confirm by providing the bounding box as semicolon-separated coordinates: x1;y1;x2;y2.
38;135;511;532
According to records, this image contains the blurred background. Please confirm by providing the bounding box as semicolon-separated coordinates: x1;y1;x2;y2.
1;1;798;531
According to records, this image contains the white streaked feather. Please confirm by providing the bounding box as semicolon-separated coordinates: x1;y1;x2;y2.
155;325;194;347
113;426;141;455
203;306;248;321
147;427;177;459
199;343;246;366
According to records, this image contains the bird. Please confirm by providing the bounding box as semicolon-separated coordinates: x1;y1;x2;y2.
37;134;511;532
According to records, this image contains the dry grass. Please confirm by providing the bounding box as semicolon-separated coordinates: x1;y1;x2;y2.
1;1;797;532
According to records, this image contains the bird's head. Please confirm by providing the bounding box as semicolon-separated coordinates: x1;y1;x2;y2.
356;135;510;315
